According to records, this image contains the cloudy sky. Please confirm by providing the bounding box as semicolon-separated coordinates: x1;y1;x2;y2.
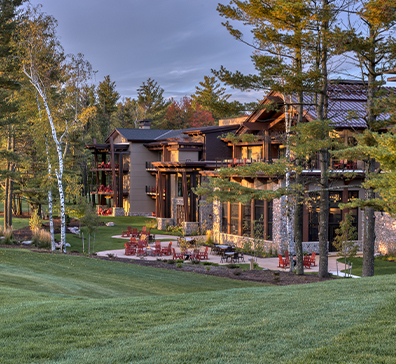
26;0;262;103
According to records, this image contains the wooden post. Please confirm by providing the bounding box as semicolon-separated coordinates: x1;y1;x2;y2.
182;172;190;222
110;137;117;207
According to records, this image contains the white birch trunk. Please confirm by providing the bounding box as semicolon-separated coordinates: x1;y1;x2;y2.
45;137;56;251
24;69;67;252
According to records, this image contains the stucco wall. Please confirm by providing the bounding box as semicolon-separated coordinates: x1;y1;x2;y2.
128;143;157;215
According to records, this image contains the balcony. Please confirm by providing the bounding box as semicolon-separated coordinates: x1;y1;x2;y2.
146;162;158;171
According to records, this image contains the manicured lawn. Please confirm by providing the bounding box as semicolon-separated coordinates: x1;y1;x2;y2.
338;257;396;276
1;248;396;363
55;216;177;253
0;217;30;230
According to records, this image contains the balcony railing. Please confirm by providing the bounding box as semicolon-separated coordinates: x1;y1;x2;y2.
146;162;158;171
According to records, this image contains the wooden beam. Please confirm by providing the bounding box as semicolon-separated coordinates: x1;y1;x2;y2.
118;154;123;208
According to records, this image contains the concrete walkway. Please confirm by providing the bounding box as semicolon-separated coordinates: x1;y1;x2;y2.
97;236;361;278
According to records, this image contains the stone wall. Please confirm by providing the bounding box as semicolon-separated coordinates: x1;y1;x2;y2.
182;222;199;236
375;212;396;254
198;199;213;233
157;217;174;230
112;207;125;217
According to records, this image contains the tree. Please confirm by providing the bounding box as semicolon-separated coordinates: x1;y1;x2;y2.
137;78;171;126
162;96;215;129
336;0;396;276
18;5;93;252
0;0;24;230
191;76;244;119
96;75;120;138
213;0;343;276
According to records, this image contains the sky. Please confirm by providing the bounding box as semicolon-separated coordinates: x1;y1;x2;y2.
25;0;262;104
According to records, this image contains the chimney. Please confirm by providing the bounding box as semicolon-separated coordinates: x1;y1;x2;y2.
138;119;152;129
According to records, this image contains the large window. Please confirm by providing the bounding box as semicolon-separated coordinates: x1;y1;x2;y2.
242;203;251;236
222;203;228;233
267;200;273;240
230;203;239;235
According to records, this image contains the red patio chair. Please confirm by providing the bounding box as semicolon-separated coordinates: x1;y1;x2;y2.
153;241;162;256
285;250;290;266
131;228;139;238
198;246;209;260
303;255;311;269
172;248;184;260
309;252;317;267
124;242;136;256
161;242;172;256
121;228;130;237
278;254;289;268
136;241;146;256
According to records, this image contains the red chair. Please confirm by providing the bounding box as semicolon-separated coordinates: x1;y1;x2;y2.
303;255;311;269
151;241;162;256
198;246;209;260
285;250;290;266
278;254;289;268
172;248;184;260
137;241;146;256
121;228;130;237
131;228;139;238
124;243;136;256
161;242;172;256
309;252;317;267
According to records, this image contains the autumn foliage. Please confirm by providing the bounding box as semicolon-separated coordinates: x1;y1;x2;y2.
162;96;215;129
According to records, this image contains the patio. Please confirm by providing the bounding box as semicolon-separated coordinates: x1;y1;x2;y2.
96;234;360;277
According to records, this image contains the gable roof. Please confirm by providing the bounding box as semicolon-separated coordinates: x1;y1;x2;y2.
245;81;395;129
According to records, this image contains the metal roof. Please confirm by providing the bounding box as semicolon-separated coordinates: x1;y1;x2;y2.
105;128;172;142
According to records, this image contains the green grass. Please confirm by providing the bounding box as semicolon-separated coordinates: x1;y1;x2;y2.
338;257;396;276
55;216;177;253
0;216;31;230
1;248;396;363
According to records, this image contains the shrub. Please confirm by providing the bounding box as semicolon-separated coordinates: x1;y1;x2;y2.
205;266;211;271
203;261;212;266
233;270;242;276
175;259;184;263
191;259;200;264
226;263;239;269
167;259;175;264
176;263;183;268
1;227;16;245
29;210;42;232
32;229;51;249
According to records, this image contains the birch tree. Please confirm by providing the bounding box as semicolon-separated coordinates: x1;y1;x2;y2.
18;5;93;251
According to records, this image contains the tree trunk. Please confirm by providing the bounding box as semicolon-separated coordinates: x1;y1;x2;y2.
294;169;304;275
319;149;329;277
362;158;375;276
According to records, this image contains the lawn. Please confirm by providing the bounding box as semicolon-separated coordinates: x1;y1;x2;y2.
0;216;30;230
59;216;177;253
1;248;396;363
338;257;396;276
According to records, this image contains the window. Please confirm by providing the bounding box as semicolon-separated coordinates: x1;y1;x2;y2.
267;200;273;240
230;203;239;235
222;203;228;233
242;203;251;236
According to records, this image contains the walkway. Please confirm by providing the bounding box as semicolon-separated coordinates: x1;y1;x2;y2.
97;235;361;278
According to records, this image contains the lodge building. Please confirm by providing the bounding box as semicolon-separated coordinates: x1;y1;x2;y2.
86;81;396;255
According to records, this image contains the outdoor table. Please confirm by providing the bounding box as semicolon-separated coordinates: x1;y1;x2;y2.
224;251;235;263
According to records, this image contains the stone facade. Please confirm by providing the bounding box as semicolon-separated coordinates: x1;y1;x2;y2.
157;217;174;231
375;212;396;255
112;207;125;217
182;222;200;236
198;199;213;233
